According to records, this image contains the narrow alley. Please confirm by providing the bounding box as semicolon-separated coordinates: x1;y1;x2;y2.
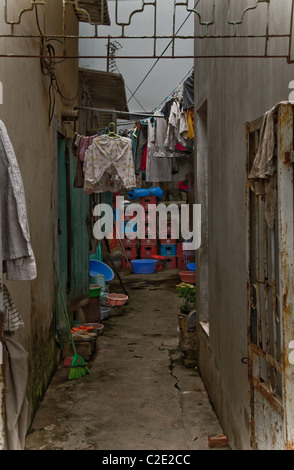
24;269;227;452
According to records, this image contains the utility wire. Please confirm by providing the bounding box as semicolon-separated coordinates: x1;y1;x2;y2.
115;66;194;128
114;64;148;113
35;4;79;125
122;2;197;111
152;66;194;113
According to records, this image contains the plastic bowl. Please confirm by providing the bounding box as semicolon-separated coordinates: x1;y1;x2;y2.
100;306;110;321
89;284;102;298
90;260;114;283
131;259;157;274
179;271;196;284
187;263;196;272
106;293;128;306
83;322;104;335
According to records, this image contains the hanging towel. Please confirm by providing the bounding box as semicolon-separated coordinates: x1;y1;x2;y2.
153;111;169;158
146;118;172;182
248;101;289;229
0;121;37;281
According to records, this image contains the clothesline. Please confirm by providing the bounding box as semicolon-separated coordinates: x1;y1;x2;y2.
74;106;166;119
73;70;195;191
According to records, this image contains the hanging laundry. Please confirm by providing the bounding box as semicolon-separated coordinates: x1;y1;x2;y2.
183;71;194;111
73;133;95;162
164;99;188;153
0;121;37;281
161;98;175;120
73;132;99;188
186;108;194;140
134;121;148;175
146;116;172;183
141;144;147;171
178;180;194;193
4;336;29;450
153;110;170;159
175;143;188;153
248;101;289;228
3;284;25;333
83;133;136;194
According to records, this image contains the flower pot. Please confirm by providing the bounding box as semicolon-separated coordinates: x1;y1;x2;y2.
179;271;196;284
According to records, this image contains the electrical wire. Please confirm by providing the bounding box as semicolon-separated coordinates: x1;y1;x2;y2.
122;2;198;111
114;63;148;113
35;4;79;125
152;66;194;112
114;66;194;129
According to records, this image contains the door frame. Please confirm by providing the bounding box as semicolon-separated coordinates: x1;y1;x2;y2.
246;102;294;449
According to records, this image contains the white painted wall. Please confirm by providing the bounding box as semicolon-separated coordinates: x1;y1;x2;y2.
194;0;294;449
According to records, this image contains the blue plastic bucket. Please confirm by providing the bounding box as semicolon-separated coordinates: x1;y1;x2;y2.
131;259;157;274
90;260;114;283
187;263;196;272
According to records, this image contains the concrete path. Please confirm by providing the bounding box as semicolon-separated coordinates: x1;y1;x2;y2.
25;269;228;451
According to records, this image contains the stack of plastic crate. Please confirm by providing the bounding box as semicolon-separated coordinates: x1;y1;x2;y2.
159;219;178;269
139;196;157;260
177;242;195;270
114;206;138;270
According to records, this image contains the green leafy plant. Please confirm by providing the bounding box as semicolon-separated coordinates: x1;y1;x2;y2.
176;283;196;314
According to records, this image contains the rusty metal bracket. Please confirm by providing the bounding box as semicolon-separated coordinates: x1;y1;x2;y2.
1;0;294;60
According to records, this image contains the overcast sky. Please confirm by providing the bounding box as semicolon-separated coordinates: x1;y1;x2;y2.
79;0;194;114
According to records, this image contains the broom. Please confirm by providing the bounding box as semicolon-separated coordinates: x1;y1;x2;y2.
53;262;90;380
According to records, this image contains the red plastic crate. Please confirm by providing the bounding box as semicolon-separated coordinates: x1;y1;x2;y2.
159;221;178;240
124;245;138;259
140;221;157;241
140;245;157;258
161;238;177;245
139;211;157;225
140;218;157;230
177;243;183;256
140;238;157;246
177;255;195;270
140;196;157;209
122;238;138;247
108;238;121;251
163;257;177;269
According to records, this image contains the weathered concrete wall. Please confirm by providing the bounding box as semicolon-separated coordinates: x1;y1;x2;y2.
0;1;79;422
194;0;294;449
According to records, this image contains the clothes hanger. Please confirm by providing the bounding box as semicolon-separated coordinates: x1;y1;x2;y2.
107;122;119;138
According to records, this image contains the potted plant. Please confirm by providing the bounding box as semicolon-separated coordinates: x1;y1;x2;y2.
176;282;196;315
176;282;197;364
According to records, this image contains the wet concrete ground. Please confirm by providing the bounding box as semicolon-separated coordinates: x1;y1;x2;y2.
25;269;228;451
